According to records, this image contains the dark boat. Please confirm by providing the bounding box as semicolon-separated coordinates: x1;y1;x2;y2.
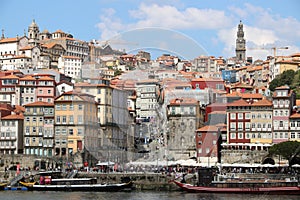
19;171;133;192
19;178;133;192
172;168;300;195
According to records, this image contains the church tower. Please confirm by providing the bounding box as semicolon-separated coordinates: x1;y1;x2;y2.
28;19;40;46
235;20;246;61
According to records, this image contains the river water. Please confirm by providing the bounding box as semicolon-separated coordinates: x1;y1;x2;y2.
1;191;299;200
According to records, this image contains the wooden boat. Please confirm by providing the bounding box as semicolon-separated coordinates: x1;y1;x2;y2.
19;177;133;192
172;168;300;195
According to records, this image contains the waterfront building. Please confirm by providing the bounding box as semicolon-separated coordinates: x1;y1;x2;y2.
226;99;251;145
196;124;226;165
250;99;273;145
289;112;300;141
74;81;131;163
166;97;200;160
0;114;24;155
23;101;54;156
272;85;296;143
54;91;99;165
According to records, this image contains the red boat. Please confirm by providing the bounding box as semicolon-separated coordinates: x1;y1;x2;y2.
172;168;300;195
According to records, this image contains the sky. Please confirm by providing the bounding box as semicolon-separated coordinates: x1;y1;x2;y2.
1;0;300;60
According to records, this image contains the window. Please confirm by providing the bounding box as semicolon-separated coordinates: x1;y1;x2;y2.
230;122;236;130
238;113;243;119
56;116;61;124
78;128;83;135
238;133;243;139
245;122;250;130
279;121;283;127
78;105;83;110
230;113;236;119
238;122;243;130
245;113;250;119
69;116;74;124
55;128;60;135
231;133;236;139
69;129;73;135
62;104;67;110
61;129;67;135
55;105;61;110
69;105;73;110
291;121;295;127
291;132;295;139
39;117;43;122
62;116;67;124
32;127;36;132
38;127;43;134
78;116;83;124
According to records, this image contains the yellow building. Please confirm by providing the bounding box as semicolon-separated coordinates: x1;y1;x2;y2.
54;91;99;165
250;99;273;144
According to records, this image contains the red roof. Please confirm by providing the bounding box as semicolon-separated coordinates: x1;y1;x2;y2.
196;125;220;132
227;99;250;107
24;101;54;107
290;113;300;119
1;114;24;120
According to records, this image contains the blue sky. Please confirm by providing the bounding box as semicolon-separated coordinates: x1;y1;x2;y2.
1;0;300;60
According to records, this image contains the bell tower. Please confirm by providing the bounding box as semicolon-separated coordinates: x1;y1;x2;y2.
235;20;246;61
28;19;40;46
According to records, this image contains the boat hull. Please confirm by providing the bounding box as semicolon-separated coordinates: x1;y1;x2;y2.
20;181;133;192
172;180;300;195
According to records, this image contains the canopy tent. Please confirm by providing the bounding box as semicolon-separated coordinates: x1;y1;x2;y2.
96;161;115;166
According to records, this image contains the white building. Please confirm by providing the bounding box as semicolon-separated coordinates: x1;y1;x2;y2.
58;55;82;79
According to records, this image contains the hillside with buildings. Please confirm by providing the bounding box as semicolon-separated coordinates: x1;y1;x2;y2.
0;20;300;170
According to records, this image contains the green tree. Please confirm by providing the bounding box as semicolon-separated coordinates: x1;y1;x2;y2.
268;141;300;166
269;70;296;91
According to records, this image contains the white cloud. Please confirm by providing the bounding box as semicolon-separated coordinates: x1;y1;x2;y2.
96;3;233;40
95;2;300;61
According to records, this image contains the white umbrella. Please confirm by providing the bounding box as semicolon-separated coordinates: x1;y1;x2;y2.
96;161;115;166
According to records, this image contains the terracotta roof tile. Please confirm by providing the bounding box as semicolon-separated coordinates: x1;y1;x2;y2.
24;101;54;107
169;98;198;105
1;114;24;120
290;113;300;119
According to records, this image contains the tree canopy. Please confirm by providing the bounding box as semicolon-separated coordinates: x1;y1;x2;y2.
268;141;300;166
269;70;296;91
